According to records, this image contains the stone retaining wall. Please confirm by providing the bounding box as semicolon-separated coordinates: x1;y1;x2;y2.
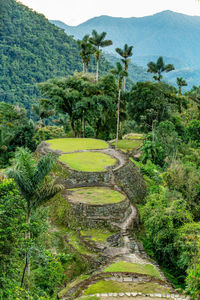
58;271;175;299
61;167;113;188
68;197;131;228
114;160;146;204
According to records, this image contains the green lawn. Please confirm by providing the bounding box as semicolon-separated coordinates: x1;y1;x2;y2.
83;280;169;295
111;139;143;151
123;133;144;140
68;187;125;205
80;228;115;243
59;152;116;172
103;261;161;279
46;138;108;152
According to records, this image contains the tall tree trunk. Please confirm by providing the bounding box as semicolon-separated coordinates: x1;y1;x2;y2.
94;118;97;138
21;210;30;288
96;57;99;82
82;62;85;73
116;88;121;149
86;62;89;73
70;119;76;137
178;87;181;96
83;112;85;138
123;77;126;92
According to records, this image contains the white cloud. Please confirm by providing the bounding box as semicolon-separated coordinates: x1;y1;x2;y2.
19;0;200;25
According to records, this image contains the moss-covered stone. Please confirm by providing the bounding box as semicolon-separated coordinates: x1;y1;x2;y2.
83;280;170;295
114;161;146;204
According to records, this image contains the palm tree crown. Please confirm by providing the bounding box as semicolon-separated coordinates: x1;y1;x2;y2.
89;30;112;81
176;77;187;95
77;35;94;72
115;44;133;91
147;56;175;82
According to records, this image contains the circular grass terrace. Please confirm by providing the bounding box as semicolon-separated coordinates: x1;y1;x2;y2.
68;187;126;205
111;139;143;152
59;152;117;172
46;138;108;152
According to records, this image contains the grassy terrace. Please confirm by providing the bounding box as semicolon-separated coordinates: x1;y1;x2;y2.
59;152;116;172
123;133;144;140
46;138;108;152
103;261;161;279
83;281;170;296
111;139;143;151
68;187;125;205
80;228;116;243
67;231;95;256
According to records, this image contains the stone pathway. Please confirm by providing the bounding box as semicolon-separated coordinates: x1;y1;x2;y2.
38;139;188;300
77;292;189;299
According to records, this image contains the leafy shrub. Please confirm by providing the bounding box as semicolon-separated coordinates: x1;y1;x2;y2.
33;251;65;296
186;120;200;147
33;126;66;145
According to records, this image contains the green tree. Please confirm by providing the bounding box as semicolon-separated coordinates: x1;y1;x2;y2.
110;62;128;148
31;102;54;128
141;121;181;167
89;30;112;81
115;44;133;91
147;56;175;82
176;77;187;95
128;81;178;132
77;35;94;72
0;179;25;298
6;148;63;289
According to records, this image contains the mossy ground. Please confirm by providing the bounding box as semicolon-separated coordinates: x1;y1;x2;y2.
58;274;89;298
46;138;108;152
68;187;125;205
80;228;116;243
83;280;169;295
103;261;161;279
67;231;96;256
59;152;116;172
111;140;143;151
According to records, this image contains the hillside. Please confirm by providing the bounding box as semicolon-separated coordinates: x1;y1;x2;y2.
0;0;112;110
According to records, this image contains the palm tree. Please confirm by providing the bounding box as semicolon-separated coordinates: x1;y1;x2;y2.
89;30;112;81
7;148;63;288
110;62;128;148
32;102;54;128
147;56;175;82
176;77;187;95
115;44;133;91
77;35;94;72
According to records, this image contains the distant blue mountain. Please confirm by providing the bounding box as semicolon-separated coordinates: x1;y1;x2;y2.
51;11;200;69
51;11;200;89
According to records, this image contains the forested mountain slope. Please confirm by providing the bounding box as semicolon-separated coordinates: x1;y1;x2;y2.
0;0;111;110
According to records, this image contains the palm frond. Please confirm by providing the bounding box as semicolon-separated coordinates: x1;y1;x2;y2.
31;181;63;209
32;153;57;188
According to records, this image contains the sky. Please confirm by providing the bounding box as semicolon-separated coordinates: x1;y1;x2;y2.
19;0;200;26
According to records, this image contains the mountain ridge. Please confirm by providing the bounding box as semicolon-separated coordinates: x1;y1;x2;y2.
50;10;200;69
